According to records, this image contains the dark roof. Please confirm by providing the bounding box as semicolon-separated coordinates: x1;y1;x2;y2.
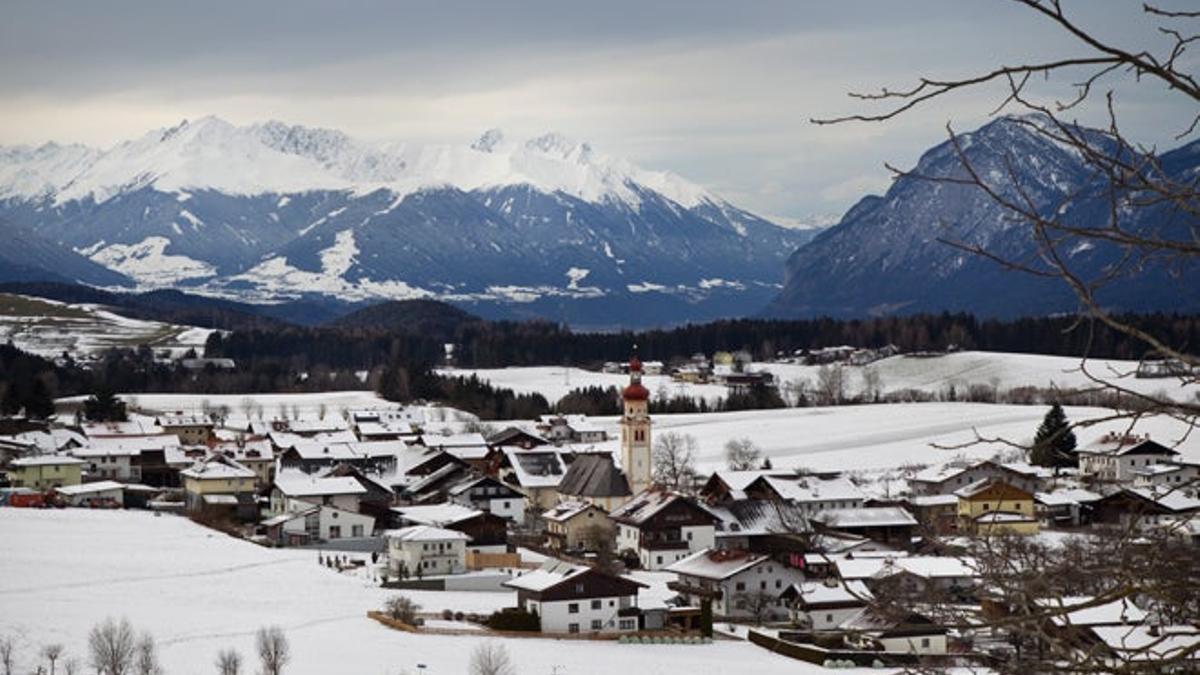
486;426;549;447
556;454;632;499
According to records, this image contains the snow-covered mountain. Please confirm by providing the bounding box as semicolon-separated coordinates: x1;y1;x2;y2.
765;116;1200;318
0;117;813;326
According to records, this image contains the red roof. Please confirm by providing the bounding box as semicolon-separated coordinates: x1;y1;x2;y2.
622;382;649;401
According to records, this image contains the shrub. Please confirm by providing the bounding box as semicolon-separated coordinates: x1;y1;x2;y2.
484;608;540;632
384;596;420;624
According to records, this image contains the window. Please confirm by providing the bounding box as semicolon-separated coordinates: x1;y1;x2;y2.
735;582;746;592
328;526;341;539
686;531;693;541
575;583;585;593
619;619;636;630
825;613;834;624
568;603;579;614
760;581;766;590
656;555;663;565
921;638;931;648
568;623;579;634
591;620;602;631
351;524;363;537
591;600;602;610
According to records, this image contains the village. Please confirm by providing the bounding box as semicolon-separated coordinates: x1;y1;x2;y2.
1;353;1198;672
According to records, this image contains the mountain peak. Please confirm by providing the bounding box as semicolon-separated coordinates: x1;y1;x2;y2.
471;128;506;153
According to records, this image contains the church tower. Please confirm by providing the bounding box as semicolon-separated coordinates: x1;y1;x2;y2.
620;353;652;495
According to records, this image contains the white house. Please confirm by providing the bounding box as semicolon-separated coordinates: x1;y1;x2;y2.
263;504;375;545
270;473;367;514
1077;434;1180;482
55;480;125;507
384;525;470;577
608;488;716;570
447;475;526;524
780;580;872;631
666;548;805;620
503;559;647;634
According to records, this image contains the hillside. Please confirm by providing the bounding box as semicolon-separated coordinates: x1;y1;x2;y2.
330;298;481;338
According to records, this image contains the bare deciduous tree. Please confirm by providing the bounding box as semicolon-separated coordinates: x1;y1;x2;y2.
134;633;161;675
0;635;14;675
42;644;63;675
816;363;846;406
384;596;420;624
215;648;241;675
255;626;289;675
652;431;697;491
724;437;762;471
468;642;515;675
88;617;136;675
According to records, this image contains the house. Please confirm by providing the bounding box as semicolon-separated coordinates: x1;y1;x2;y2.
70;437;187;484
1085;624;1200;667
780;580;872;630
666;548;805;620
7;455;85;490
78;418;167;440
1035;488;1103;527
833;556;978;597
743;474;866;516
537;415;608;444
810;506;918;549
180;454;258;516
391;503;509;553
1131;460;1199;490
55;480;124;507
213;439;275;486
908;459;1043;496
325;464;396;519
1091;487;1200;529
504;559;647;634
1076;433;1180;482
447;475;526;524
155;414;215;445
498;448;571;509
555;453;632;512
542;501;614;553
907;494;959;533
955;480;1039;535
421;432;492;471
384;525;470;577
609;488;717;570
703;498;812;555
270;473;367;514
487;426;549;450
263;504;375;545
276;440;397;475
840;608;948;655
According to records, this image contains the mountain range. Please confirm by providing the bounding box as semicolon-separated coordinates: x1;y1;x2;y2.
0;117;816;327
765;116;1200;319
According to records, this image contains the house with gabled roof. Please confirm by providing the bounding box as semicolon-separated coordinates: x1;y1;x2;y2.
1076;433;1180;482
609;488;716;570
391;502;509;553
498;447;570;509
180;454;258;517
780;579;872;630
555;453;632;511
9;454;85;490
504;559;647;634
447;474;525;524
542;501;613;553
810;506;918;549
270;473;367;514
908;459;1043;496
955;479;1039;535
666;548;805;620
384;525;470;577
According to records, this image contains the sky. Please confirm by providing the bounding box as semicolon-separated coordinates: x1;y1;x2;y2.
0;0;1193;223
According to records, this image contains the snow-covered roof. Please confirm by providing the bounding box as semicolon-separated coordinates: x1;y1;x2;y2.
156;414;213;427
80;418;167;438
1035;488;1103;507
910;494;959;507
784;580;872;606
542;500;601;523
503;448;568;488
287;418;350;434
11;455;85;467
974;511;1036;524
1037;596;1147;627
55;480;124;496
1079;435;1178;457
1132;463;1190;477
761;475;865;503
1088;625;1200;661
384;524;470;543
610;488;692;525
391;503;481;527
273;474;366;497
181;456;256;480
504;560;591;592
261;508;315;527
72;435;183;457
665;548;768;580
422;432;487;448
1129;487;1200;513
812;506;917;529
835;556;977;581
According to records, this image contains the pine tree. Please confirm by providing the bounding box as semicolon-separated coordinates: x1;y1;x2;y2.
1032;403;1077;468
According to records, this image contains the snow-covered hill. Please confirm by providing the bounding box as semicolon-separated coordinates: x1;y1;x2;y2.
0;118;814;326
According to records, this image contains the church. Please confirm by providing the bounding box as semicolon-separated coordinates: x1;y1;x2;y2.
554;354;653;510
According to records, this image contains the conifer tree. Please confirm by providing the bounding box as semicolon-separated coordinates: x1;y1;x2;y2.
1032;403;1076;468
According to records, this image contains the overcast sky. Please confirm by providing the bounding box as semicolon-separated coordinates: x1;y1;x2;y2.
1;1;1192;221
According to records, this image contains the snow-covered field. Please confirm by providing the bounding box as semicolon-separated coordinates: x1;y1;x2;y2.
0;293;213;358
550;403;1200;475
450;350;1195;404
0;510;857;675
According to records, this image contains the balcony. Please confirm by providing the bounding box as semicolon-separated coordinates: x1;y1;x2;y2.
667;579;722;600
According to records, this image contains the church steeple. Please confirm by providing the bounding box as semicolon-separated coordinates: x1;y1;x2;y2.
620;349;652;495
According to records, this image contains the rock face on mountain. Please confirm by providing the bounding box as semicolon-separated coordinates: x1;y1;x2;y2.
0;118;815;327
766;117;1200;319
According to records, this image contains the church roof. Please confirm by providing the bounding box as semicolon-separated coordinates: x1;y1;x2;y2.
557;453;632;499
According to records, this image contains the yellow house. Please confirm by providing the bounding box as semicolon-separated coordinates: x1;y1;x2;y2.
180;455;258;512
8;455;85;490
955;480;1039;536
542;501;614;552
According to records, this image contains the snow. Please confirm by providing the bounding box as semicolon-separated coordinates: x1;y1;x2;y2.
90;236;217;284
56;391;407;419
0;509;844;675
0;117;729;216
440;366;729;406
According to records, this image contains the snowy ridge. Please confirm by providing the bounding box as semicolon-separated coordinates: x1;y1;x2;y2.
0;117;717;211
